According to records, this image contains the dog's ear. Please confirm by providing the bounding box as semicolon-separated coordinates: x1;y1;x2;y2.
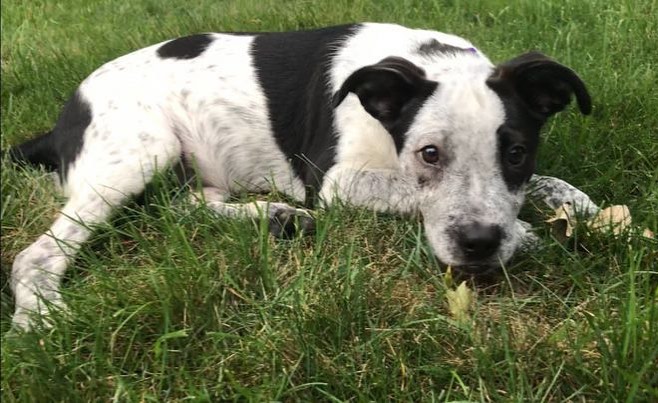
487;51;591;119
332;57;437;126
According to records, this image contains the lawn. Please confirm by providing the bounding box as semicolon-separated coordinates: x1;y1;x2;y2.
1;0;657;401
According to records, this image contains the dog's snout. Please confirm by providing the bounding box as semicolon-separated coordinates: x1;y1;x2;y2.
457;223;502;260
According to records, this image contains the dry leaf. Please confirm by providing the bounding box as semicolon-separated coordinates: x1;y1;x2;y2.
546;203;646;241
642;228;655;239
587;205;631;235
546;203;576;241
446;281;474;322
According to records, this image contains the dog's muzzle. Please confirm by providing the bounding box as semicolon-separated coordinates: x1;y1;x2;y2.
456;222;503;261
445;222;507;275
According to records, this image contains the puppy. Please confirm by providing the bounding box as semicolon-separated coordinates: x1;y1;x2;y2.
8;23;598;329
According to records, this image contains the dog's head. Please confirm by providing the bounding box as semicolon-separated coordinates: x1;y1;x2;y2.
333;51;591;273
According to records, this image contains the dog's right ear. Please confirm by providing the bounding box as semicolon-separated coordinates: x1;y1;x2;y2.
332;57;437;128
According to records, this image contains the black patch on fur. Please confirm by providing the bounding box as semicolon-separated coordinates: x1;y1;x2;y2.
387;82;438;152
489;71;542;191
496;123;540;191
487;51;591;118
488;52;591;191
8;131;57;170
269;210;316;239
10;90;92;179
417;39;472;56
157;34;214;59
332;56;438;154
251;24;359;200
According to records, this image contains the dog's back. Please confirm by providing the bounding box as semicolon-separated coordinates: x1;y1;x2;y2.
10;23;485;199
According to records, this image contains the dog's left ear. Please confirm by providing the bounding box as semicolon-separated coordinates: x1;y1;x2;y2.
332;57;437;127
487;51;592;119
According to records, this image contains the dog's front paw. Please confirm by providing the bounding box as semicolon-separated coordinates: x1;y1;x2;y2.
567;192;600;218
269;209;316;239
530;175;600;218
515;219;541;252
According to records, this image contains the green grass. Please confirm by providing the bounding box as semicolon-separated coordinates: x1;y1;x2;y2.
1;0;657;401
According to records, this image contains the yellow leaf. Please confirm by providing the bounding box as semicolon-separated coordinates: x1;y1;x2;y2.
587;205;631;235
446;281;474;322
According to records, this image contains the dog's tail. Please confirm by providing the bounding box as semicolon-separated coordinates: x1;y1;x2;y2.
7;131;60;172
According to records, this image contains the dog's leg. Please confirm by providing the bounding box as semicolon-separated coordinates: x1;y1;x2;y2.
191;187;315;238
514;219;541;252
512;175;599;254
528;174;599;217
11;188;126;330
11;180;172;330
516;175;600;254
11;122;181;330
320;167;419;214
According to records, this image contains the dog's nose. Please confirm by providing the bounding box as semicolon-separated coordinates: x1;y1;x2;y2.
457;223;502;260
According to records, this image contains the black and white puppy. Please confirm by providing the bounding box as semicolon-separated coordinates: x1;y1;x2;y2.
8;23;599;329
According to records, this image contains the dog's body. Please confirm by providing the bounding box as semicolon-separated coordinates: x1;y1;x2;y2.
9;23;598;329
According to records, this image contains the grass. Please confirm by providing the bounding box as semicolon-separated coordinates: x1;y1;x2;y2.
1;0;657;401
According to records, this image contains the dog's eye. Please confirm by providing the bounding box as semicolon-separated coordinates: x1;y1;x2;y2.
507;145;527;166
420;145;440;164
